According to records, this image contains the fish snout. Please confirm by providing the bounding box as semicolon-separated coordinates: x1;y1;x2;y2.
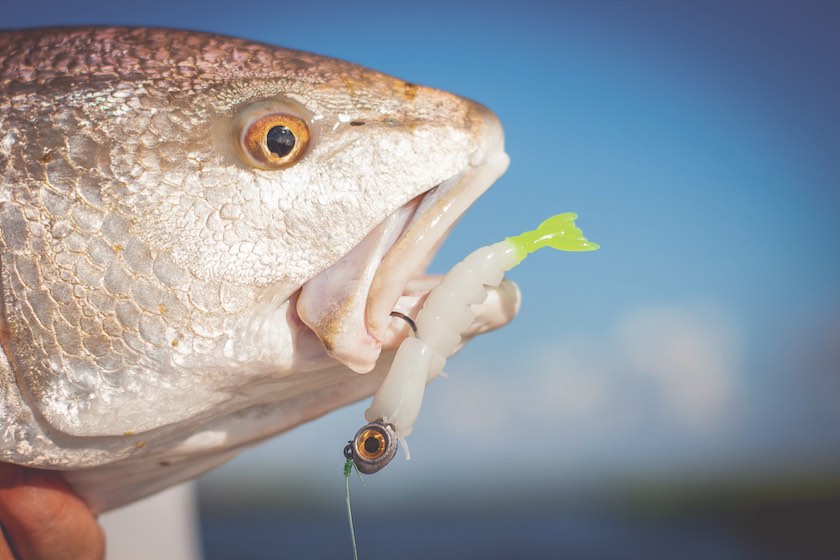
297;98;512;374
465;100;508;169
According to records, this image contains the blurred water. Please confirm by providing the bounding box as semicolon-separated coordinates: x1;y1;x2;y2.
201;514;742;560
200;510;837;560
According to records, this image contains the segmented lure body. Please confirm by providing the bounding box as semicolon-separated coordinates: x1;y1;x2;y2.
347;213;598;472
364;240;520;435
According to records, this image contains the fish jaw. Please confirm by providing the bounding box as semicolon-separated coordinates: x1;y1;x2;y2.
295;102;511;373
0;27;512;441
0;27;520;511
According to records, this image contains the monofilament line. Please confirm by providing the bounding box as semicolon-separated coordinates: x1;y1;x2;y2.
344;457;365;560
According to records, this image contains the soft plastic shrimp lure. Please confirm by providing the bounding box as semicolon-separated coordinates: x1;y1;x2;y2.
344;212;599;473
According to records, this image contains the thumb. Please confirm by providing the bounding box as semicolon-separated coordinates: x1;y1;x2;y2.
0;463;105;560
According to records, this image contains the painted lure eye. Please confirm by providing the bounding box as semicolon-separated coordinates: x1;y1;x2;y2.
344;420;398;474
236;110;310;170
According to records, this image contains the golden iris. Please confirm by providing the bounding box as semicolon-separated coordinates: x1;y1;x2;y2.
355;428;387;460
240;113;309;169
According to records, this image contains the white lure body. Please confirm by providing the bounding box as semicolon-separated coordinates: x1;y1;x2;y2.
365;240;520;435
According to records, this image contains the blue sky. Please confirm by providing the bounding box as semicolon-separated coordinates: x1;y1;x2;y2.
6;0;840;508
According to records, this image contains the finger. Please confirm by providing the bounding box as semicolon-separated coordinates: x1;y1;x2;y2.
0;463;105;560
0;525;15;560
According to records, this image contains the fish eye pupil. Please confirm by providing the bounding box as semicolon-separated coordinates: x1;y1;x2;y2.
265;125;295;157
363;436;381;454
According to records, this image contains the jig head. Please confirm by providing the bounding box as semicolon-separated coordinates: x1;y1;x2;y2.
344;420;399;474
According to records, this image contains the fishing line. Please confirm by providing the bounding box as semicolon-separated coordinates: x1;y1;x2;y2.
343;448;366;560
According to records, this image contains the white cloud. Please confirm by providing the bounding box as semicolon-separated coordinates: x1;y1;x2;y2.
615;303;740;431
425;301;741;453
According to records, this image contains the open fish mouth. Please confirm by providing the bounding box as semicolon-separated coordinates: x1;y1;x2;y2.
296;105;514;373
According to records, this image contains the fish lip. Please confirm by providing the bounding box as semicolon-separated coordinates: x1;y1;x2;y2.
366;102;510;346
368;156;509;336
296;103;510;373
366;154;508;339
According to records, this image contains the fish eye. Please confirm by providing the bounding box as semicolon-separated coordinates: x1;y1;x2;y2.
232;100;312;170
237;112;310;170
347;421;398;474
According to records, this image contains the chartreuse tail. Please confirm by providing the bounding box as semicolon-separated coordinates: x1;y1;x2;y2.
506;212;599;266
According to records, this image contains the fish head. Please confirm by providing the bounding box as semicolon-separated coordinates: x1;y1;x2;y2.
0;27;516;509
111;41;507;303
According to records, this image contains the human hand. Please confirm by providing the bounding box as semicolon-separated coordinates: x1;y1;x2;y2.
0;463;104;560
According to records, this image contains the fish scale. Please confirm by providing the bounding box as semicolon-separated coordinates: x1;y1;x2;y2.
0;27;513;512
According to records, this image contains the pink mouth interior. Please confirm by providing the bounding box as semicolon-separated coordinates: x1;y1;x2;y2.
295;191;432;372
295;147;510;374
